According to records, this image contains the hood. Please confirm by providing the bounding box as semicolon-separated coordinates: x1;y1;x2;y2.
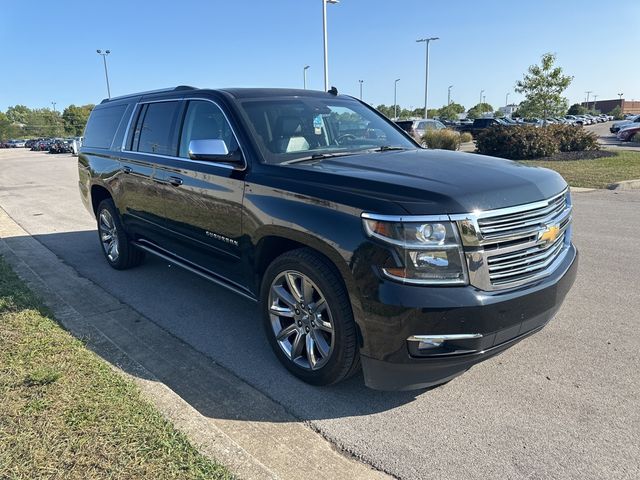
290;149;567;215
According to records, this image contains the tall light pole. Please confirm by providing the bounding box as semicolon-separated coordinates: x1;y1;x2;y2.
322;0;339;91
51;102;58;136
479;89;484;106
447;85;453;105
303;65;310;89
416;36;439;118
96;49;111;99
618;92;624;102
585;90;592;109
592;94;598;112
358;79;364;100
394;78;400;119
505;92;510;107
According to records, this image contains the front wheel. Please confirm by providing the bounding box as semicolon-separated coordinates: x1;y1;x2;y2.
96;199;144;270
260;249;360;386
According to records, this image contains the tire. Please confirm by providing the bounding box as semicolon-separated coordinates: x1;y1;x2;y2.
96;198;144;270
260;248;360;386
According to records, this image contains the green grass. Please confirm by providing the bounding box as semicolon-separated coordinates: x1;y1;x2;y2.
0;257;233;480
521;151;640;188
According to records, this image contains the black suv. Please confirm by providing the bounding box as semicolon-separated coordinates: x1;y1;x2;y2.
79;86;578;390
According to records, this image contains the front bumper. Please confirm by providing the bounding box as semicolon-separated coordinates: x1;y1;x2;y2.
358;244;578;390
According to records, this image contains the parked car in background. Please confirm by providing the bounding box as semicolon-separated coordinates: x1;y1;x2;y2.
4;139;26;148
78;85;577;391
32;139;54;151
456;117;507;135
520;118;545;127
617;124;640;142
49;139;74;154
413;119;447;138
611;115;640;133
394;120;415;137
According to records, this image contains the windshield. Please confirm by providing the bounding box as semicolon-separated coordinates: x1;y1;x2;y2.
238;96;416;164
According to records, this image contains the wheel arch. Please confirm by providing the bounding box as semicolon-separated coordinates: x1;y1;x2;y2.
90;183;114;215
252;227;365;347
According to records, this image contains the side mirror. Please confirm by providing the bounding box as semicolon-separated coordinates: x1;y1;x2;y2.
188;139;243;164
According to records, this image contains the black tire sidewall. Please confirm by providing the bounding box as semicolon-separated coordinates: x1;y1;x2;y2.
96;199;138;270
260;250;358;386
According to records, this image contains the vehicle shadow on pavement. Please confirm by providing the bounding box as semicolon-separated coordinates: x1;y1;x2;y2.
13;230;427;425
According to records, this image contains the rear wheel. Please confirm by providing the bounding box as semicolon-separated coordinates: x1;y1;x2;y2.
96;199;144;270
260;248;360;386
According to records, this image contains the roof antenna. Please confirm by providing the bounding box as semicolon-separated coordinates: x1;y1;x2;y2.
328;86;338;96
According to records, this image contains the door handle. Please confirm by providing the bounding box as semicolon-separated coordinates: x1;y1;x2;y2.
168;176;183;187
122;166;132;174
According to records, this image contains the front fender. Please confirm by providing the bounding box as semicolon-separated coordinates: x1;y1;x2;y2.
244;182;373;346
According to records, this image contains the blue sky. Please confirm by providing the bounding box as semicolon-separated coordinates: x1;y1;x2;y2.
1;0;639;112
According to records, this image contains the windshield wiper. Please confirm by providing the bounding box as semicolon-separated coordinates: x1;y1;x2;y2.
369;145;407;152
282;152;359;165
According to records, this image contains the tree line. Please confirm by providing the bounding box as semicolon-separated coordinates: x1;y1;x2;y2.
0;104;94;141
378;53;605;121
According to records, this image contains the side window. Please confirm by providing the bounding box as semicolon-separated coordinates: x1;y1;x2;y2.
83;104;126;149
136;101;181;155
179;100;238;158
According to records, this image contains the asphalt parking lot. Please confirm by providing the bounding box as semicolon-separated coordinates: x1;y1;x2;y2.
1;149;639;480
585;122;640;151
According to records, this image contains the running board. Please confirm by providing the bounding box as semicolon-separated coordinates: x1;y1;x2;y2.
133;241;257;302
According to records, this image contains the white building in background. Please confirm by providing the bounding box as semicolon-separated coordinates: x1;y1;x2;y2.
498;104;519;117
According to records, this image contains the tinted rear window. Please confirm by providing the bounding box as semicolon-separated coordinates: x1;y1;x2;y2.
136;101;181;156
83;104;127;149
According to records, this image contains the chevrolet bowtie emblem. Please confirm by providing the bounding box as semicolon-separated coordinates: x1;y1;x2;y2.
538;224;560;243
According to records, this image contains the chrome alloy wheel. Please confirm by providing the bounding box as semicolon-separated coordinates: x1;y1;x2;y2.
98;209;120;262
268;270;335;370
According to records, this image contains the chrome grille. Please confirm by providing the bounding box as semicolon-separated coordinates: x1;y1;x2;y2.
478;192;567;241
452;189;573;291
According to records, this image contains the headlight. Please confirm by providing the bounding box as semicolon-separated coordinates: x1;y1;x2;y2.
362;214;468;285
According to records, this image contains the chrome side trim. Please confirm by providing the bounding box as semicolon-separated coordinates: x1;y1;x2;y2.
120;102;138;151
408;334;483;341
121;97;248;171
361;212;450;223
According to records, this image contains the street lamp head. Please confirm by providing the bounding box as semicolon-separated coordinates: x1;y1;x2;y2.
96;49;102;54
326;0;339;4
105;50;110;54
416;37;439;43
304;65;310;70
395;78;400;83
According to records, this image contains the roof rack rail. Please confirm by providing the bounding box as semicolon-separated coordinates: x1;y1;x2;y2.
100;85;197;104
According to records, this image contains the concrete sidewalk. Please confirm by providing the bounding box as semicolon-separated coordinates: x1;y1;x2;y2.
0;206;391;480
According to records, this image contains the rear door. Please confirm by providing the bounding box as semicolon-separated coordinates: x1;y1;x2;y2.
153;98;248;287
119;99;182;243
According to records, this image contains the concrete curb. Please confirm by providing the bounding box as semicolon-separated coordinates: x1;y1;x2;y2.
570;187;598;193
0;207;391;480
607;179;640;191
